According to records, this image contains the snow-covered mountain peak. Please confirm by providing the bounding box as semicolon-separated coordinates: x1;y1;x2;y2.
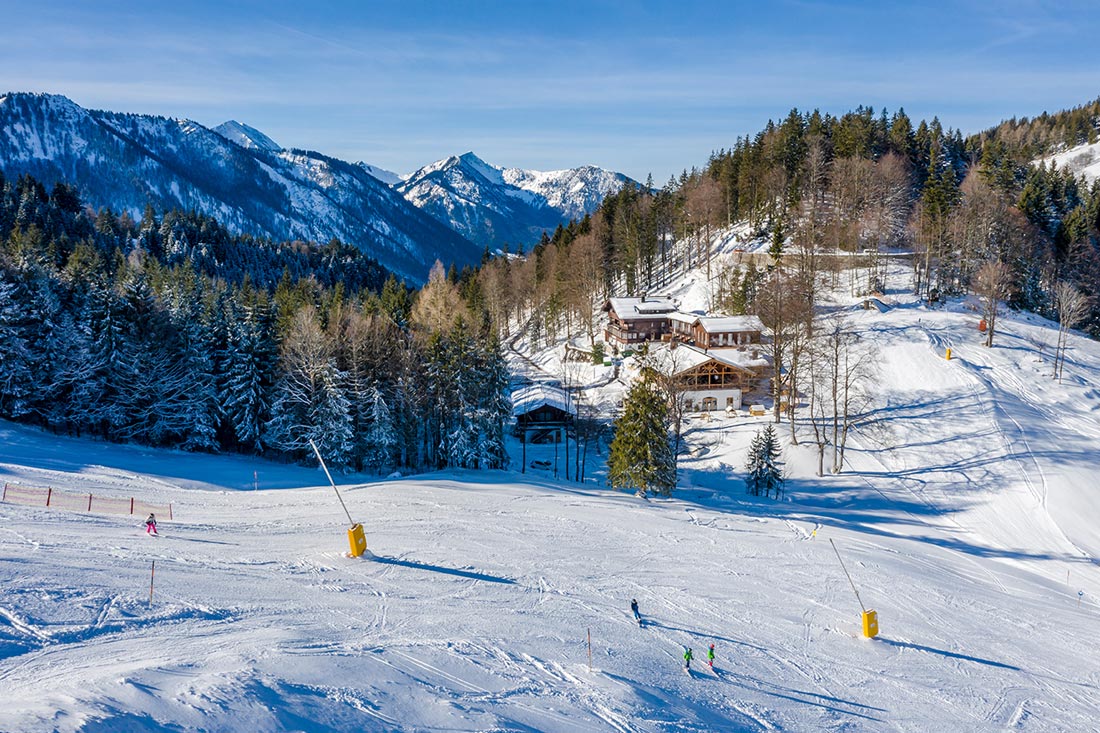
357;161;403;186
397;151;636;247
456;151;506;185
213;120;281;152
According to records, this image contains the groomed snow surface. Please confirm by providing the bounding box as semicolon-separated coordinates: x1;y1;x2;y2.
3;263;1100;732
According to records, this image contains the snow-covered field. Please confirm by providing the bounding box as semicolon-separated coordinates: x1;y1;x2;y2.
3;262;1100;731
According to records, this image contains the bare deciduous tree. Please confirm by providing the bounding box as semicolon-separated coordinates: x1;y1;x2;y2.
1053;280;1091;381
683;177;724;283
756;270;813;424
804;315;875;474
560;232;606;346
411;260;469;335
973;259;1014;347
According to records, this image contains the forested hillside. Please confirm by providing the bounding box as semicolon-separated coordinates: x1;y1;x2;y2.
0;172;509;472
472;100;1100;350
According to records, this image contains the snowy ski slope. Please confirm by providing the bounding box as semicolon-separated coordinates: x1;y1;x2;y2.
1;262;1099;731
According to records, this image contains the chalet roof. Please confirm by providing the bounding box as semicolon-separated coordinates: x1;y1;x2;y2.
511;384;577;418
644;343;767;377
695;315;765;334
667;311;700;325
606;296;677;320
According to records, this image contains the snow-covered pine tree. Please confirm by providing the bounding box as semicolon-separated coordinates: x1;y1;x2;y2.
0;278;34;417
745;423;784;499
445;317;479;469
474;332;511;470
222;292;276;453
165;271;220;452
265;306;354;469
362;382;397;471
608;376;676;497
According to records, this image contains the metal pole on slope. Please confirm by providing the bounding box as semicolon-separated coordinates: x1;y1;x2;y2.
149;560;155;607
310;438;367;558
831;537;866;611
310;438;354;528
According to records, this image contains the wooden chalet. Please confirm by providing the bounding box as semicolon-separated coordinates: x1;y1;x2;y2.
603;296;677;347
644;343;768;412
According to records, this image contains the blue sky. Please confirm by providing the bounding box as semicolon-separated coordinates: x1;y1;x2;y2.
3;0;1099;181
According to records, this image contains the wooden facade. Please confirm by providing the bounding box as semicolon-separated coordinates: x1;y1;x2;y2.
603;297;677;346
674;359;760;392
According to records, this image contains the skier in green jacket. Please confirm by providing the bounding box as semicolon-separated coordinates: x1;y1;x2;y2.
683;647;693;671
707;643;715;669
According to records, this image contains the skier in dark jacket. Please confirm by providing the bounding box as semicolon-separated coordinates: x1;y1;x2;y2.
145;513;157;535
630;598;641;625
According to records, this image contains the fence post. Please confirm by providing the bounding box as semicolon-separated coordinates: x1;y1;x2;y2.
169;503;173;521
2;483;6;502
88;493;93;512
46;487;52;507
130;497;134;515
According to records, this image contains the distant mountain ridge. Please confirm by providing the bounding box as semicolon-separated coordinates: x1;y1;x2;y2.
0;93;479;283
0;92;633;274
397;152;635;249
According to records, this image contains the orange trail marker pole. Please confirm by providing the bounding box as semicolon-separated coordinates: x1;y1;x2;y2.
148;560;156;607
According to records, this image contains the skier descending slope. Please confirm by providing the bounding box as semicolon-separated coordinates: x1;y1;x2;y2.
707;643;715;669
630;598;641;627
145;513;158;536
683;647;693;674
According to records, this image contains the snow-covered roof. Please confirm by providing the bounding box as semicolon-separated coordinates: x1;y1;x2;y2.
511;384;577;417
696;315;765;334
667;311;700;325
606;297;677;320
643;343;767;376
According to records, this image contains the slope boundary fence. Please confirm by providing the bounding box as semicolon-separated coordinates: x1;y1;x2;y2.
1;482;172;520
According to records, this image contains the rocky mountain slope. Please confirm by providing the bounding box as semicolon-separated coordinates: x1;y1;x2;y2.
398;151;633;249
0;93;478;282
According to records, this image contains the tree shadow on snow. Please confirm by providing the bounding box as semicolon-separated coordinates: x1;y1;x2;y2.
669;468;1092;565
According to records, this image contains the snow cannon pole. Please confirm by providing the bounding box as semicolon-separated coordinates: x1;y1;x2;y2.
309;438;354;528
829;539;865;613
830;539;879;638
309;439;367;558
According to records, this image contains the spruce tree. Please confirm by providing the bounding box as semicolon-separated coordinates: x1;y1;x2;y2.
745;424;784;499
608;377;675;497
